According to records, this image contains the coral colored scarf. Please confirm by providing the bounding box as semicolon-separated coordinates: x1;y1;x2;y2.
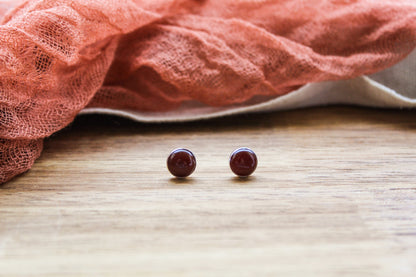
1;0;415;183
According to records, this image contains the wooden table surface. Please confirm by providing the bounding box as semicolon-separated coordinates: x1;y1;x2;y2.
1;106;416;276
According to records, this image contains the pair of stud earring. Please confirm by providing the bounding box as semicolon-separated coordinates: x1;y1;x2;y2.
167;147;258;178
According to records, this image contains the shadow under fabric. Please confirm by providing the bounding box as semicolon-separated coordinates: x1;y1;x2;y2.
0;0;415;184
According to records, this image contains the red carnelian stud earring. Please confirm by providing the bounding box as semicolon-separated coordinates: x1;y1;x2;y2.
167;148;197;178
229;147;258;177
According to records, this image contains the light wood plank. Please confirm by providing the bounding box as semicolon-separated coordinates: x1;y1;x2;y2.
1;106;416;276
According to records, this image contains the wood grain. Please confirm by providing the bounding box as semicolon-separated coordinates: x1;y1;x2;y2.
1;106;416;276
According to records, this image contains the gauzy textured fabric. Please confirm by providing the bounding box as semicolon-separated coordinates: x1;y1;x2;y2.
0;0;415;184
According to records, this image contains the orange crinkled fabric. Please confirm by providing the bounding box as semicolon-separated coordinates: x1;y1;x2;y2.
1;0;416;183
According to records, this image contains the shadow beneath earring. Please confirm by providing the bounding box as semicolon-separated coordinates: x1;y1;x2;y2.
169;177;196;186
231;176;256;184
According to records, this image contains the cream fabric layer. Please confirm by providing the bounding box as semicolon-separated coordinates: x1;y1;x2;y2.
81;50;416;122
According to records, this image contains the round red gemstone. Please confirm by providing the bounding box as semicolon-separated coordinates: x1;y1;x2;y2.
229;147;257;177
167;148;196;177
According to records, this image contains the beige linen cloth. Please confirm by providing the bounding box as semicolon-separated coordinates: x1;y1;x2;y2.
81;50;416;122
